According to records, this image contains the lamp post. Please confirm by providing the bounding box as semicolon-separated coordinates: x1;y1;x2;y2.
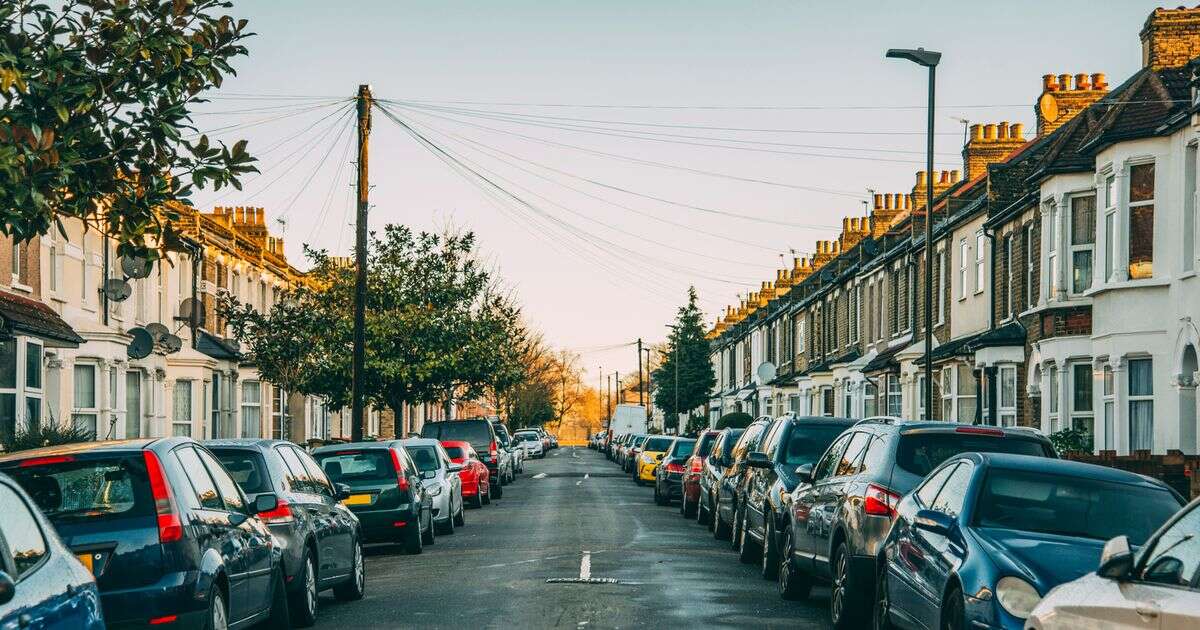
886;47;940;421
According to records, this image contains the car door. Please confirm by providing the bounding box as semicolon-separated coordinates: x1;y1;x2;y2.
294;446;354;579
439;446;462;513
1131;503;1200;630
911;462;972;630
399;449;428;526
792;433;852;566
748;420;785;538
811;431;872;574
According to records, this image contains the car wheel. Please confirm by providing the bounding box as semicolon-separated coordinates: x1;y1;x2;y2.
941;585;965;630
738;508;760;564
436;512;454;535
265;565;292;629
778;528;812;601
492;479;504;499
830;542;866;629
760;512;779;580
697;493;710;526
454;499;466;525
333;538;365;602
422;511;436;545
288;550;318;627
482;482;492;505
654;483;667;505
730;502;743;551
874;563;895;630
403;518;423;555
713;497;731;540
205;586;229;630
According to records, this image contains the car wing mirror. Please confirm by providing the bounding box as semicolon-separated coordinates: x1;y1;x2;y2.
1098;535;1134;579
254;493;279;515
794;463;813;484
0;570;14;606
746;452;771;469
914;509;955;537
448;463;464;472
421;470;436;480
335;483;353;500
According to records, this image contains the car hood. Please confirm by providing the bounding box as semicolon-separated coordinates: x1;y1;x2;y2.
974;527;1105;591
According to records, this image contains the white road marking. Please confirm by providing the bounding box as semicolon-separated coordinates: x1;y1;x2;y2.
579;551;591;579
532;472;547;479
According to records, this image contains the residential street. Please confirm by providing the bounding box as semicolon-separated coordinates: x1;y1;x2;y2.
310;446;831;629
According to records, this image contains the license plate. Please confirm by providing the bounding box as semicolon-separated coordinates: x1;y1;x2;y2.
343;493;373;506
76;553;95;574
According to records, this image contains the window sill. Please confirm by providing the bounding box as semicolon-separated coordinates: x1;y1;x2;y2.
1180;270;1197;281
9;282;32;294
1083;277;1171;296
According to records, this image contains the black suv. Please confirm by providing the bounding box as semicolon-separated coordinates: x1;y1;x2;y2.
713;417;773;542
779;420;1056;629
0;438;291;630
697;427;743;527
207;439;365;626
421;419;503;499
738;415;855;576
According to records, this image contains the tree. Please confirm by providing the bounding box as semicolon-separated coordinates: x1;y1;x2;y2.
653;287;716;432
715;412;753;430
0;0;257;258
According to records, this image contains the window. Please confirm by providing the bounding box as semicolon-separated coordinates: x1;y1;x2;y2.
958;238;968;299
1047;203;1059;298
10;239;20;285
850;285;859;343
887;374;902;416
1128;358;1154;451
941;364;978;423
843;381;854;418
1025;223;1036;309
935;249;945;325
1070;194;1096;294
125;371;142;439
812;433;852;482
241;381;262;438
821;387;834;417
196;447;246;512
1070;362;1094;446
917;373;927;420
1103;365;1115;451
835;432;871;477
271;387;289;440
877;277;886;340
0;483;47;577
175;446;223;510
48;235;60;294
915;463;957;507
975;231;986;294
998;365;1017;427
1185;144;1197;272
173;380;193;437
931;462;973;518
863;382;878;417
1104;173;1117;282
72;363;97;435
1047;364;1060;433
1137;503;1200;587
941;366;954;421
1128;163;1155;279
795;318;806;363
80;235;91;305
1002;234;1013;318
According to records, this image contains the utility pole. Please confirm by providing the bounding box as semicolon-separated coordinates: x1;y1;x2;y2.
351;84;372;442
637;338;644;406
615;371;620;406
643;347;653;426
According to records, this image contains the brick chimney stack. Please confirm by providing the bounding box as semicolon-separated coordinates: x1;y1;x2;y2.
910;170;960;212
870;192;913;237
962;121;1026;180
1035;72;1109;136
791;256;814;283
1141;6;1200;70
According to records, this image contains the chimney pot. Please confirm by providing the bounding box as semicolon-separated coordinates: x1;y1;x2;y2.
951;169;961;182
984;124;997;140
1043;74;1058;91
1058;73;1072;90
873;193;883;209
884;193;893;209
939;170;950;184
1010;123;1024;140
970;123;983;140
1091;72;1107;90
1074;73;1090;89
904;194;912;209
843;217;850;232
916;170;927;186
997;121;1009;139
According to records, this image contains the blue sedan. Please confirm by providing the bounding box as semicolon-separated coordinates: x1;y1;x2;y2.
874;453;1184;630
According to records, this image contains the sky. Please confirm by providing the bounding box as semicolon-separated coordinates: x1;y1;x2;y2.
191;0;1166;386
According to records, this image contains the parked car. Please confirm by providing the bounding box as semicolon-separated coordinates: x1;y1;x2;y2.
312;441;435;554
877;453;1184;630
421;419;503;499
207;439;365;627
739;415;856;576
634;435;676;486
513;431;545;458
681;429;720;518
401;438;465;535
779;421;1056;629
654;438;695;506
713;417;773;542
506;433;526;474
0;438;291;630
490;422;517;483
625;434;649;475
1027;493;1200;630
441;441;493;508
548;434;559;449
698;428;744;528
0;471;104;630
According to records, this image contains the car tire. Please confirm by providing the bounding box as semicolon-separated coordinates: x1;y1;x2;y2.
265;565;292;629
204;585;229;630
697;493;710;526
654;483;667;505
288;550;318;627
713;498;731;540
482;483;492;505
492;479;504;499
830;542;867;629
730;502;743;551
874;563;895;630
422;511;436;545
940;585;965;630
403;518;423;555
778;528;812;601
738;509;760;564
436;514;454;535
454;499;466;525
760;511;779;580
333;538;366;602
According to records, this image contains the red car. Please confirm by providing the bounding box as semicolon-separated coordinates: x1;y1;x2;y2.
441;440;492;508
681;429;721;518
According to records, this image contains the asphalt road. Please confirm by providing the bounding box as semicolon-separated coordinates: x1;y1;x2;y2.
309;446;833;629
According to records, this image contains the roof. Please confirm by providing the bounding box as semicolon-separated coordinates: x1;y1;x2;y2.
1080;66;1191;152
399;437;442;447
917;329;990;365
0;289;84;347
967;320;1027;350
311;440;401;453
862;344;904;373
196;329;241;361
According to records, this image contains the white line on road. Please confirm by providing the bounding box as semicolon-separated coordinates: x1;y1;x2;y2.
532;472;547;479
580;551;591;579
574;473;590;486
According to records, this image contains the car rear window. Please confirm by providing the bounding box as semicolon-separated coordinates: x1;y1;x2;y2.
696;433;718;458
422;421;492;447
407;446;439;472
209;449;271;494
444;446;466;459
644;437;674;452
315;450;394;484
784;425;851;467
897;433;1053;476
6;456;153;523
670;440;696;458
515;433;538;442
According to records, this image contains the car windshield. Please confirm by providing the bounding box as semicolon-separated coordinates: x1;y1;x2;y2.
644;437;674;452
669;440;696;458
406;446;440;472
975;469;1182;545
315;450;394;484
783;425;850;467
897;432;1052;476
696;433;718;458
210;449;272;494
6;456;153;522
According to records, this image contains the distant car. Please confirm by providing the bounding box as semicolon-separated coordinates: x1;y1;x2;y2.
441;441;493;508
877;453;1184;630
0;471;103;630
207;439;365;627
634;435;676;486
513;431;545;458
624;434;649;474
780;421;1056;629
1027;494;1200;630
0;438;292;630
421;420;503;499
401;438;466;535
654;438;695;506
490;422;517;483
312;441;435;554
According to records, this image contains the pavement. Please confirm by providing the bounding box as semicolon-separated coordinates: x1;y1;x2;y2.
309;446;832;629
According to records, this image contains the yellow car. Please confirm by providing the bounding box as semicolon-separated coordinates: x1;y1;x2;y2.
635;435;677;486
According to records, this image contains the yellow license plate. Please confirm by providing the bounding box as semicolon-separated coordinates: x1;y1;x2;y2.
342;493;373;506
76;553;94;574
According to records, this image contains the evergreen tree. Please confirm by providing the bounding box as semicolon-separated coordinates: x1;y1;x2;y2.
653;287;716;432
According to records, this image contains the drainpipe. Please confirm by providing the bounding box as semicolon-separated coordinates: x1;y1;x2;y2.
982;219;997;425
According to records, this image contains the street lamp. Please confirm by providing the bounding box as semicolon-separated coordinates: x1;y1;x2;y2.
886;47;940;421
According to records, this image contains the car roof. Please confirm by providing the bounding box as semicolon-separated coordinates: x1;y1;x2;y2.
400;437;442;448
311;440;402;453
970;452;1172;489
439;440;474;448
204;438;289;450
859;419;1047;438
788;416;857;427
0;437;182;462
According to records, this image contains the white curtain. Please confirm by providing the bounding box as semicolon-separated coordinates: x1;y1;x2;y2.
1128;359;1154;451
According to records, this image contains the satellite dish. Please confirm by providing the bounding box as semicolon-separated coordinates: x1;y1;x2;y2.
127;327;153;359
145;322;170;343
756;361;777;384
1037;92;1060;124
119;254;153;279
176;298;203;324
103;278;132;302
162;334;183;354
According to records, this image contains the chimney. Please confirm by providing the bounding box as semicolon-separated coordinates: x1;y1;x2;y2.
870;191;909;237
792;256;814;283
1141;6;1200;70
1035;71;1109;136
911;170;958;213
962;121;1026;180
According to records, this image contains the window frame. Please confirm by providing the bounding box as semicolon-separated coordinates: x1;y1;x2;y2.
1025;223;1036;309
1068;193;1097;295
1127;161;1155;280
1069;361;1095;444
1102;364;1115;451
1047;202;1059;298
974;231;986;295
1128;357;1154;451
998;365;1017;427
241;381;262;438
886;374;902;417
71;361;98;436
1047;363;1060;434
1103;171;1117;283
172;379;194;437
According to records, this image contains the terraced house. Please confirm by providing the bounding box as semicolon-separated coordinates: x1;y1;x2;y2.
707;5;1200;456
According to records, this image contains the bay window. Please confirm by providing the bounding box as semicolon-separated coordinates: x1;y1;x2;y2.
1025;223;1036;309
1070;194;1096;294
863;382;878;417
998;365;1017;427
1047;364;1060;433
886;375;902;417
1070;362;1094;446
1128;358;1154;451
125;371;142;439
1128;163;1155;280
975;231;986;293
172;380;193;436
72;363;98;435
1104;172;1117;282
1047;204;1059;297
843;382;853;418
1103;365;1114;451
0;339;43;443
821;387;834;417
941;364;978;423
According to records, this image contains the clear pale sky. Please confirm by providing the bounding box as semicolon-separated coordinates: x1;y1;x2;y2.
192;0;1164;384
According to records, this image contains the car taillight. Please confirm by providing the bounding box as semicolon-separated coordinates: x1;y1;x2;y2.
953;426;1006;436
490;440;498;463
665;462;685;474
689;458;704;473
389;449;410;492
864;483;900;518
143;451;183;543
257;498;294;524
18;455;75;467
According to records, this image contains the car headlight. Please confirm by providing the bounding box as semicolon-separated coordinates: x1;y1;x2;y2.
427;485;443;497
995;576;1040;619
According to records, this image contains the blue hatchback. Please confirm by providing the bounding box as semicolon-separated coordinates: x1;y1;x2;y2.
0;471;104;629
875;453;1185;630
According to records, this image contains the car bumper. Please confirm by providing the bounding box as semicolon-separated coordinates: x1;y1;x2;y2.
354;505;421;542
430;490;452;521
682;475;701;501
102;570;207;629
637;461;657;481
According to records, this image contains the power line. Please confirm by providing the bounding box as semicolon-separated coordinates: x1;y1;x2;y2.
279;114;356;221
386;97;1192;110
187;100;344;138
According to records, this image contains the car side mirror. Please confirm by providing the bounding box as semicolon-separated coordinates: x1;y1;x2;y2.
0;570;14;606
254;493;279;515
421;470;436;480
746;452;771;468
794;463;813;483
335;483;353;500
1098;535;1134;579
914;509;956;537
448;463;464;473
